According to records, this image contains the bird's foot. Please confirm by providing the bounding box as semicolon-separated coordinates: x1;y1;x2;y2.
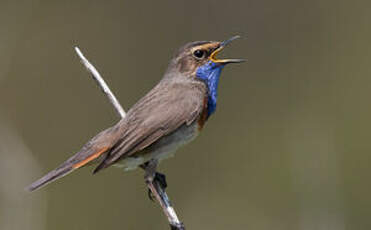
148;172;168;201
154;172;168;189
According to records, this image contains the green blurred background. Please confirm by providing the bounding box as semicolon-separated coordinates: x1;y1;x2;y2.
0;0;370;229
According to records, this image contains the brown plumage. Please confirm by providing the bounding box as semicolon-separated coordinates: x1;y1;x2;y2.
93;79;207;173
26;37;243;192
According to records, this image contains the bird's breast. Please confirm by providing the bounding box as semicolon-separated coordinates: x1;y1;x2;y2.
197;96;209;131
115;121;201;171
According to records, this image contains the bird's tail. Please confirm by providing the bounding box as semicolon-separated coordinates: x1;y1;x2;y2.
26;147;109;192
26;161;76;192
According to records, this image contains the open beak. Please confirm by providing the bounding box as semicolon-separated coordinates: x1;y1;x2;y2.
210;35;245;64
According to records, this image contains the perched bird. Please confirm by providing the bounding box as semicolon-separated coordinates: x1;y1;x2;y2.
26;36;244;192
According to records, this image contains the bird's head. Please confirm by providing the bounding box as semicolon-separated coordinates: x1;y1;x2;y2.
166;36;244;79
164;36;244;116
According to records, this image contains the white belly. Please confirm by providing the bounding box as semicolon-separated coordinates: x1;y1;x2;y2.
115;122;200;171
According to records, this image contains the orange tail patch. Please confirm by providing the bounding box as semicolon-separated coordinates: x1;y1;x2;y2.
73;147;109;169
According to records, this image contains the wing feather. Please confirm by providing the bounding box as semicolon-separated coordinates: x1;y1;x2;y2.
93;81;206;173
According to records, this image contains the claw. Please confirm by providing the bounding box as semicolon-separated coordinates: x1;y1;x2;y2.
154;172;167;189
147;172;168;202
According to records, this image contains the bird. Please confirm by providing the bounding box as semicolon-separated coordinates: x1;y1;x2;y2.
26;36;244;192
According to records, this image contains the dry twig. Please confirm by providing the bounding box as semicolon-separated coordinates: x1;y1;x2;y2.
74;47;185;230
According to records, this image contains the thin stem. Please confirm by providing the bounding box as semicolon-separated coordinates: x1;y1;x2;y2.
74;46;184;229
154;181;185;230
74;47;126;118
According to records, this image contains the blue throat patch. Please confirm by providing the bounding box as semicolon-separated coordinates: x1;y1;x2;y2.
196;61;224;117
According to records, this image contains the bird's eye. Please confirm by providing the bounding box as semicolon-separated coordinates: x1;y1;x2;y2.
193;49;205;59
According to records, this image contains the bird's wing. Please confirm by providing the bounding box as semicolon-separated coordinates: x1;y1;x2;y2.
93;81;206;173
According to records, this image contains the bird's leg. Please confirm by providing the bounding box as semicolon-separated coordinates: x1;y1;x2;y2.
141;162;168;201
149;172;168;200
142;160;163;202
142;159;158;183
141;160;184;230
